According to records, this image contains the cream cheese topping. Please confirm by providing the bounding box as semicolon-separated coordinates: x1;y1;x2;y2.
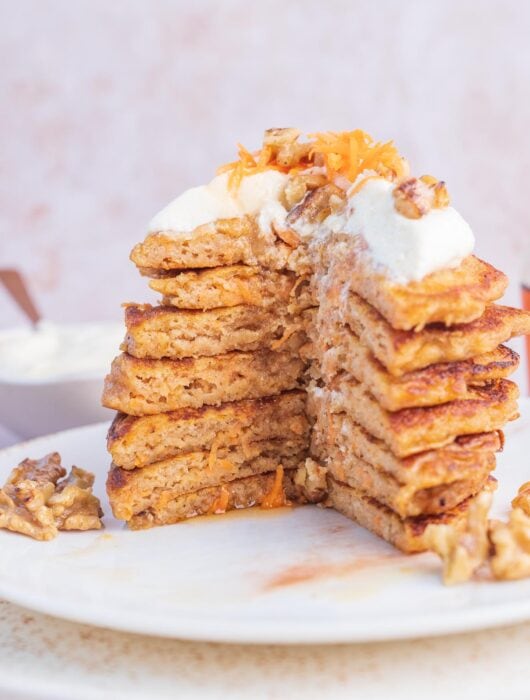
149;165;475;284
148;170;288;234
322;178;475;283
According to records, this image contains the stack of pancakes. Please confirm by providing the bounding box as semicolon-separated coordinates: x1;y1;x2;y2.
101;129;530;552
102;219;318;529
308;234;527;551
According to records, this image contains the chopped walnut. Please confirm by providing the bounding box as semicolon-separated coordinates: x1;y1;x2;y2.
286;184;346;232
392;177;435;219
424;490;493;585
0;453;103;540
272;225;301;248
420;174;450;208
0;479;58;541
262;128;311;169
263;127;301;147
294;458;328;503
283;172;331;212
393;175;450;219
6;452;66;487
283;175;308;211
48;466;103;531
489;508;530;580
511;481;530;516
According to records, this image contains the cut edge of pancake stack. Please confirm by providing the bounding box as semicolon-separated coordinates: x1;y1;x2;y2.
102;128;530;551
101;131;323;528
307;232;523;552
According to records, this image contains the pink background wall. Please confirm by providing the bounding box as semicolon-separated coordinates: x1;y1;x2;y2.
1;0;529;376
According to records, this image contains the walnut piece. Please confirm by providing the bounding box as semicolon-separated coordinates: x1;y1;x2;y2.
489;508;530;580
0;479;58;541
424;490;493;585
7;452;66;486
392;177;435;219
286;184;346;232
511;481;530;516
263;127;301;147
420;174;450;208
393;175;450;219
262;127;312;169
0;453;103;540
294;458;328;503
49;466;103;531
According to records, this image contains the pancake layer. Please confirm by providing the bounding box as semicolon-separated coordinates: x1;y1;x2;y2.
102;349;307;416
108;390;308;469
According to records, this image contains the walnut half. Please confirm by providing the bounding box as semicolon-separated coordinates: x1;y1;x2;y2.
0;453;103;541
393;176;450;219
489;508;530;581
424;490;493;585
294;458;328;503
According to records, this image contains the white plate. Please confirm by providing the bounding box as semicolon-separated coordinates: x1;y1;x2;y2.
0;401;529;645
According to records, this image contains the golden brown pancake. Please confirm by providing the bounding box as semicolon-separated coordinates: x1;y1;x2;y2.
125;468;304;530
310;409;503;487
107;438;306;521
122;303;311;360
325;476;497;553
339;295;530;376
130;216;305;274
102;348;307;416
318;235;507;329
108;390;308;469
315;321;518;410
324;439;495;518
131;218;257;271
313;377;518;457
150;265;313;311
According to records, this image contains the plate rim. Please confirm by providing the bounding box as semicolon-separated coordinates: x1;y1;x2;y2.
0;407;530;645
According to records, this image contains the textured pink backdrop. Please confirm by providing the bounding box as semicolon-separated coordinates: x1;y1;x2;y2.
1;0;529;381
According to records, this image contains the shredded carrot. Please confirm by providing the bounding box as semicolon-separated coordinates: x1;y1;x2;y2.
208;432;223;472
308;131;407;183
217;129;406;192
208;486;230;514
208;430;241;471
261;466;291;509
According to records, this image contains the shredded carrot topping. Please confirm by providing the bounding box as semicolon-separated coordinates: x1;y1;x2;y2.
217;129;407;192
308;130;407;183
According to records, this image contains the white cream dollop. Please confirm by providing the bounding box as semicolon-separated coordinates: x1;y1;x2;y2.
328;178;475;283
148;170;288;234
0;322;124;383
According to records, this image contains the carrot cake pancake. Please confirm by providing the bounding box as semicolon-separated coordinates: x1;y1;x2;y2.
150;265;312;311
108;390;308;469
102;128;530;553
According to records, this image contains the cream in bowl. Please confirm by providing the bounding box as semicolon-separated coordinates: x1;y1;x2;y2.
0;321;123;438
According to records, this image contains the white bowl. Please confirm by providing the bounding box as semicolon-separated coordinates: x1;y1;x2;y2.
0;322;123;439
0;377;114;439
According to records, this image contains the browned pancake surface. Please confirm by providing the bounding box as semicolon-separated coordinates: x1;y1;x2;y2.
107;438;307;521
341;296;530;375
315;320;518;409
150;265;313;311
125;468;304;530
313;377;518;457
122;303;311;360
326;477;497;553
102;349;306;416
108;390;308;469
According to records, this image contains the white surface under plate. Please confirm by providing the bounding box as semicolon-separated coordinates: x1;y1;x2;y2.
0;401;529;645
